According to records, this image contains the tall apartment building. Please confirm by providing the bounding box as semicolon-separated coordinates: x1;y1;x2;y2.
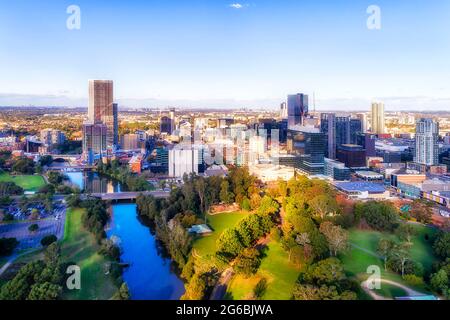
88;80;118;148
414;118;439;166
40;129;66;146
287;93;308;129
371;102;385;134
82;122;108;161
320;113;336;159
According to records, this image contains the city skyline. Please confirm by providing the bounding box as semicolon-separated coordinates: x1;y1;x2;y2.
1;1;450;110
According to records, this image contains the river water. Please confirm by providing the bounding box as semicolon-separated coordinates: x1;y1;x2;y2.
66;171;185;300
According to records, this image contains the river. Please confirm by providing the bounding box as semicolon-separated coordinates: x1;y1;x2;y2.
66;171;185;300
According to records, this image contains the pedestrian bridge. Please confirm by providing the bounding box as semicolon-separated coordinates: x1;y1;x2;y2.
90;191;170;201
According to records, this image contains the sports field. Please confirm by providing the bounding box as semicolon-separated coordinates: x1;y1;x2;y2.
0;173;46;192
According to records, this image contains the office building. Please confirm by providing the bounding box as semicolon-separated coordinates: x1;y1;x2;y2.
287;126;325;175
160;116;173;135
88;80;118;148
337;144;366;168
120;134;140;150
320;113;336;159
82;122;108;157
371;102;385;134
414;118;439;166
169;146;205;178
287;93;308;129
40;129;66;146
324;158;351;181
357;113;368;133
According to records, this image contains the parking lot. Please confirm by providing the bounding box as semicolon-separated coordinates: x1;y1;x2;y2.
0;205;66;250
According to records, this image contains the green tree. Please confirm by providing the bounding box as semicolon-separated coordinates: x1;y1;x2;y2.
319;222;349;257
234;248;262;278
396;224;417;244
27;282;62;300
28;224;39;233
113;283;131;300
433;232;450;260
220;180;234;204
430;269;448;295
377;238;395;271
0;237;19;256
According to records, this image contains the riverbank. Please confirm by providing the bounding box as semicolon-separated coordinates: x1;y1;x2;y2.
61;208;118;300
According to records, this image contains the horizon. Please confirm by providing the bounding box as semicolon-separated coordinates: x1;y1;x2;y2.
0;1;449;111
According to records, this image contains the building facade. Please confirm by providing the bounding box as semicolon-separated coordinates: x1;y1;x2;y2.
414;118;439;166
371;102;385;134
88;80;118;148
287;93;308;129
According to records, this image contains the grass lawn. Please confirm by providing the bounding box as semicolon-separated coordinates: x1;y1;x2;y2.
341;226;438;299
226;240;301;300
61;208;118;300
0;173;46;192
193;211;248;258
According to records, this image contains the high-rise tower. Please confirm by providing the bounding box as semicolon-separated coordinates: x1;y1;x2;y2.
414;118;439;166
371;102;385;134
88;80;118;148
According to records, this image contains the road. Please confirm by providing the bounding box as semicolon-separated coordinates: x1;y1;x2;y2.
210;268;234;300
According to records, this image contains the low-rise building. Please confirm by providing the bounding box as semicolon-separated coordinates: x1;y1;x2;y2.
334;182;390;200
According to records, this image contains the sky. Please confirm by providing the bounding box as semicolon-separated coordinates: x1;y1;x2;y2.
0;0;449;110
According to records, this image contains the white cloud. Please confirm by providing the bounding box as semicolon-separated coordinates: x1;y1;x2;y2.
229;3;247;9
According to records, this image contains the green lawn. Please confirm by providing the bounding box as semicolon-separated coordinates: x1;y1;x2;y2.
61;208;118;300
341;226;438;299
227;241;301;300
0;173;46;192
193;211;248;258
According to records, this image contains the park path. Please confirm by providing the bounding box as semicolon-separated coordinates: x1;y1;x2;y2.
350;243;383;259
0;248;41;277
210;268;234;300
362;278;425;300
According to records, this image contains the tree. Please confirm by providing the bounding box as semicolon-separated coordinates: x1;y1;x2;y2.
181;274;207;300
396;224;417;244
216;229;244;260
377;238;395;271
410;200;433;224
12;157;35;174
430;269;448;295
319;222;349;257
113;283;131;300
433;232;450;260
0;237;19;256
28;224;39;233
354;201;398;231
253;278;267;300
27;282;62;300
390;242;411;277
219;180;234;204
41;235;58;247
234;248;262;278
309;194;339;220
0;181;24;196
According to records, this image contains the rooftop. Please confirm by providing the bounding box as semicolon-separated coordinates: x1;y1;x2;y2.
334;182;386;193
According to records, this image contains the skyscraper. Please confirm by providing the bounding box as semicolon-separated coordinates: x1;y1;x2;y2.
280;102;288;119
287;93;308;129
414;118;439;166
320;113;336;159
321;114;362;160
356;113;367;133
88;80;118;148
371;102;385;134
82;121;108;162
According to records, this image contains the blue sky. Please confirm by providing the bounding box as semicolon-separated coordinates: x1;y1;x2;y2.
0;0;449;110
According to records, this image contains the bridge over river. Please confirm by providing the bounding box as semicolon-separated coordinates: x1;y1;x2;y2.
90;191;170;201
